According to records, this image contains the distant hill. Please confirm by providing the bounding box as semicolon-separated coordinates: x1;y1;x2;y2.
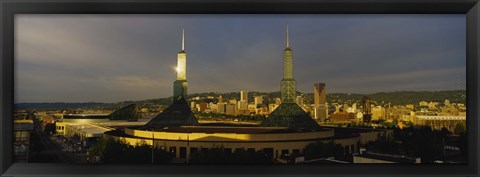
14;102;118;111
15;90;466;110
326;90;466;106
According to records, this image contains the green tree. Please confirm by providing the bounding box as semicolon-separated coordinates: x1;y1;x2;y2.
189;147;271;163
454;123;466;135
369;126;447;163
88;137;171;163
457;132;467;158
303;141;345;160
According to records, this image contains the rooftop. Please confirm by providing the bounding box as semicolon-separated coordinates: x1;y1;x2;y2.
354;152;419;163
137;126;329;134
142;97;200;128
260;103;321;130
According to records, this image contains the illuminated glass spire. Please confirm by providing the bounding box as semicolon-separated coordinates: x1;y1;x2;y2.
281;24;296;103
173;28;188;100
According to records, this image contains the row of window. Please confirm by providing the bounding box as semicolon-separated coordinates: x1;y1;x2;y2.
14;131;30;142
162;146;303;159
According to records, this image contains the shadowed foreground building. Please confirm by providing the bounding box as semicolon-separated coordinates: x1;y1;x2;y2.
14;119;34;162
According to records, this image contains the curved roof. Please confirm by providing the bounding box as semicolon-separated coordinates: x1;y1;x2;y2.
260;103;321;130
142;97;199;129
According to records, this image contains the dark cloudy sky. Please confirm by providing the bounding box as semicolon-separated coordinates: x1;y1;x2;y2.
15;14;466;103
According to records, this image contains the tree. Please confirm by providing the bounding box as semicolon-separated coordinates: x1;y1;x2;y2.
457;132;467;158
303;141;344;160
391;119;398;128
44;123;56;135
369;126;447;162
88;137;172;163
189;147;271;163
454;123;465;135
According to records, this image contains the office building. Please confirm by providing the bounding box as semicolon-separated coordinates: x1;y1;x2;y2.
296;95;303;106
313;83;328;120
237;100;248;111
254;96;263;106
217;102;226;113
218;95;223;103
240;91;248;102
362;96;372;122
314;83;327;106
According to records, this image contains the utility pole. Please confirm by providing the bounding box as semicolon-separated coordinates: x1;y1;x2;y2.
151;129;154;164
186;134;189;164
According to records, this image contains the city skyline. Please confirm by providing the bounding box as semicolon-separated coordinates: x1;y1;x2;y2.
15;14;466;103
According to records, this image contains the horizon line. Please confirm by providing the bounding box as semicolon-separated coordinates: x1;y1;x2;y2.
14;89;466;104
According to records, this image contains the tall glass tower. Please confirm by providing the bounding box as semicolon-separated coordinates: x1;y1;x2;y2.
281;24;296;103
173;29;188;100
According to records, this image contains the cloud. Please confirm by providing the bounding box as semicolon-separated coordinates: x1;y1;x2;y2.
14;14;466;102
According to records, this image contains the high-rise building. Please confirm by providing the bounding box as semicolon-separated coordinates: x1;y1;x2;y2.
314;107;328;121
218;95;223;103
280;24;296;103
362;96;372;122
313;83;328;120
372;106;386;120
254;96;263;106
238;100;248;110
240;91;248;102
225;104;236;115
173;29;188;100
296;95;303;106
314;83;326;106
198;102;208;112
217;102;226;113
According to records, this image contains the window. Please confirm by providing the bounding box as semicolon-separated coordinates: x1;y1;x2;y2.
247;148;255;156
190;147;198;155
292;149;300;155
179;147;187;158
224;148;232;155
169;146;176;157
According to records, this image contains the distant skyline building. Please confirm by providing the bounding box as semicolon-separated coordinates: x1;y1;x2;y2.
254;96;263;106
240;91;248;102
296;95;303;106
362;96;372;122
218;95;223;103
314;83;328;120
280;24;296;103
238;100;248;111
217;102;226;113
173;28;188;100
314;83;327;106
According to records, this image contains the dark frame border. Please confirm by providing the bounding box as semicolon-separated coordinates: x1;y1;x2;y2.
1;0;479;176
